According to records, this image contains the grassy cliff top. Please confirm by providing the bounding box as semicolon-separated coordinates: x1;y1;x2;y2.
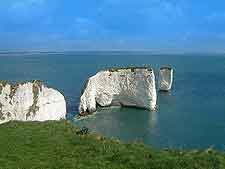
160;66;173;70
0;80;43;105
108;66;153;72
0;80;43;86
0;120;224;169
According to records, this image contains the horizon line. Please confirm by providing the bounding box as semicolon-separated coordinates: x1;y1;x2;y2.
0;49;225;55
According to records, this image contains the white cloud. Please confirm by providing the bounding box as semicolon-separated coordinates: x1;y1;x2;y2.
10;0;45;10
75;17;93;25
8;0;47;23
139;0;185;22
101;0;186;24
206;12;225;22
73;17;95;35
71;16;112;38
215;33;225;40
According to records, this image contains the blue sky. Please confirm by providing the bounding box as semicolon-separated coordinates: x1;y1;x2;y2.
1;0;225;52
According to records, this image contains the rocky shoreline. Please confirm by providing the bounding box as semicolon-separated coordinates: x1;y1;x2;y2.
0;66;173;124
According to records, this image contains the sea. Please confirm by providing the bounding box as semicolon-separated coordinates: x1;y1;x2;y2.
1;51;225;150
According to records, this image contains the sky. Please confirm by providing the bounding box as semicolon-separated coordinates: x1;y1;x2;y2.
0;0;225;52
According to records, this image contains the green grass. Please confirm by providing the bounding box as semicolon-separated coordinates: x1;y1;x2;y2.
108;66;153;72
0;121;225;169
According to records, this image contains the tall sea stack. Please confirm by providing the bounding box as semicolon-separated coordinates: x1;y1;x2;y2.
158;66;174;91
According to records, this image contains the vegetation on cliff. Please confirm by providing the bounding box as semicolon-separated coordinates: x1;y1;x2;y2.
0;80;7;95
0;80;42;119
108;66;153;72
0;120;224;169
26;80;42;119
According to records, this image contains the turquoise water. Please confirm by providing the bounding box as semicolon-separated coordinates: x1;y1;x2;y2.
1;52;225;150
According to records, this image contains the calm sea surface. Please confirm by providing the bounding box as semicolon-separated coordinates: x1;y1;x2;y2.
1;51;225;150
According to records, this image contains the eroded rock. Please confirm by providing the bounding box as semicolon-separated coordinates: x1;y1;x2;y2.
0;80;66;124
79;67;157;115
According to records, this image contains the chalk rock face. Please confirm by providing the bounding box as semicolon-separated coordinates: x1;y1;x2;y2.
158;67;174;91
0;81;66;124
79;67;157;114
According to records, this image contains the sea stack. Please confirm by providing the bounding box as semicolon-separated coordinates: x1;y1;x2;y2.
79;67;157;115
158;66;174;91
0;80;66;124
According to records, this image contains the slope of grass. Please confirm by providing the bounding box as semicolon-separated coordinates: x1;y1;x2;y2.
0;120;225;169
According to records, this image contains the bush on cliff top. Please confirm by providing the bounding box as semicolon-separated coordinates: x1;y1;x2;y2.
0;120;224;169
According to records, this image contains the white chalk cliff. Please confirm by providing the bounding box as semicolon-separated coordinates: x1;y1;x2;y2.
79;67;157;115
158;67;174;91
0;81;66;124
